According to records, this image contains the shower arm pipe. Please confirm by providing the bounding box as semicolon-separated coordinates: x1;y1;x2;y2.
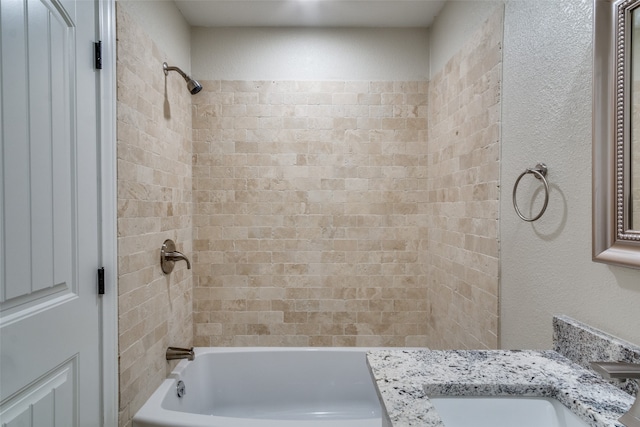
163;63;189;81
163;62;202;95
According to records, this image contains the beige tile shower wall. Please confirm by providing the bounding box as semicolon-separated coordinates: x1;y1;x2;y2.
425;9;503;349
116;5;193;426
192;80;429;347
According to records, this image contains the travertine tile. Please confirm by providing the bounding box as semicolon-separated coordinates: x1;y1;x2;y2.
116;5;193;426
193;79;430;348
425;8;503;350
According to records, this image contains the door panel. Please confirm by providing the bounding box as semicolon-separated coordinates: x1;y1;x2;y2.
1;0;75;309
0;0;101;425
1;357;76;426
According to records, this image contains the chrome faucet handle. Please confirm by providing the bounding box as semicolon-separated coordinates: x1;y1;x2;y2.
164;251;192;269
591;362;640;427
161;239;191;274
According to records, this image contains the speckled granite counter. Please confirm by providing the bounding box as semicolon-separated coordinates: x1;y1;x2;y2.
367;349;635;427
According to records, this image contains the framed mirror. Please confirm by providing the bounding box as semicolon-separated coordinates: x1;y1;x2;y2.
594;0;640;268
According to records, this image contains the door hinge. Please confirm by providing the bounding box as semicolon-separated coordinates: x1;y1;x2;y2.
98;267;105;295
94;41;102;70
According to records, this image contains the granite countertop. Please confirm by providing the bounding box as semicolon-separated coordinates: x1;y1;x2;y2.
367;349;635;427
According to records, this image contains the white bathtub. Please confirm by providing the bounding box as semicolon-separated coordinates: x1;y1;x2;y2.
132;347;389;427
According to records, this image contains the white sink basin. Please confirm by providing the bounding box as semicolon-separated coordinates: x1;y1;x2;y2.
429;396;590;427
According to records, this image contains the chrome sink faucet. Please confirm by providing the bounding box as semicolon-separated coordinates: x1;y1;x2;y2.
591;362;640;427
166;346;195;361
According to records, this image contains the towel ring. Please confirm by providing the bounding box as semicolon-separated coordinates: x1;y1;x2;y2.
512;163;549;222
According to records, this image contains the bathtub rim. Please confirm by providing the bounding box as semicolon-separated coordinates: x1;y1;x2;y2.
168;346;422;379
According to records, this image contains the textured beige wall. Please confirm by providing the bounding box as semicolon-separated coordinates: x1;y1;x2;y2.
191;27;429;81
425;9;503;349
501;0;640;349
116;5;193;426
192;80;429;347
118;0;191;73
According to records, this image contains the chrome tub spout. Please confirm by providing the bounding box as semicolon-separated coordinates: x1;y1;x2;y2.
166;346;195;361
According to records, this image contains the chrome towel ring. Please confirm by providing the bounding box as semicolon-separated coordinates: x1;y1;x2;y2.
512;163;549;222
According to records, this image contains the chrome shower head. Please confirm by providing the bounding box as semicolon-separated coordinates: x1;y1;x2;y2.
163;62;202;95
186;78;203;95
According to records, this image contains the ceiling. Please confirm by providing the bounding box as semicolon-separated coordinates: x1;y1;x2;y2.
174;0;447;28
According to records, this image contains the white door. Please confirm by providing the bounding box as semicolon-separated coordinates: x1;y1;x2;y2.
0;0;103;426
